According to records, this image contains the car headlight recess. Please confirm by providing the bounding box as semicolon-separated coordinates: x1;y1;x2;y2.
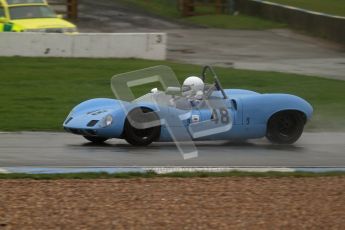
100;115;113;128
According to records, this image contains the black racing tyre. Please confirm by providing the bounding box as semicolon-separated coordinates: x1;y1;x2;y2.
124;107;161;146
266;111;305;144
83;136;108;144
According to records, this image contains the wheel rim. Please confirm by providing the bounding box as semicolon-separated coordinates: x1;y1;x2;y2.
132;127;155;140
277;114;298;138
125;107;161;145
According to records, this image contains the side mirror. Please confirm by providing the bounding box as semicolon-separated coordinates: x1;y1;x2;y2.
57;14;63;19
0;17;6;23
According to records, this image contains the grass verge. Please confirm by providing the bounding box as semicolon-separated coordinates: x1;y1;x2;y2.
268;0;345;17
1;171;345;180
0;57;344;131
119;0;286;29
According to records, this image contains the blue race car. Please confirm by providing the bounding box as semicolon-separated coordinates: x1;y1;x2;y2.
63;66;313;146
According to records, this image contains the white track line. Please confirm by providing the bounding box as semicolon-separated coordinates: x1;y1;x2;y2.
0;168;10;174
144;167;296;174
1;167;345;174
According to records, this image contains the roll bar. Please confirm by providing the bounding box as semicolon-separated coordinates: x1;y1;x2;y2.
201;66;228;99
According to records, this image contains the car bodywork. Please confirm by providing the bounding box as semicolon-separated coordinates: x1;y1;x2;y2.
0;0;76;32
63;66;313;145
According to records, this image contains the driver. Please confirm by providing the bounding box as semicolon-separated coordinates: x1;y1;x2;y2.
181;76;204;106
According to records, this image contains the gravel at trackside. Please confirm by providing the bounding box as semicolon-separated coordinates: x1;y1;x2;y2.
1;177;344;229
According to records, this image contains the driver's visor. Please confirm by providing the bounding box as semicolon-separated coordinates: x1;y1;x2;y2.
181;85;192;92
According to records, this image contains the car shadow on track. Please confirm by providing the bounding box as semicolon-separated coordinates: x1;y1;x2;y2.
76;139;304;153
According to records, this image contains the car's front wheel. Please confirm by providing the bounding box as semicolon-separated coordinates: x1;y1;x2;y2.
266;111;305;144
123;107;161;146
83;136;108;144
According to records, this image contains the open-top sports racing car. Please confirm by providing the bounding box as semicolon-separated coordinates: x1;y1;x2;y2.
63;66;313;146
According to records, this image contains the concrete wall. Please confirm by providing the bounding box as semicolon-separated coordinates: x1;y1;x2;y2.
235;0;345;45
0;33;166;60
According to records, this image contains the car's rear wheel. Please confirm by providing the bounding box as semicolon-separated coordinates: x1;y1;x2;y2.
266;111;305;144
124;107;161;146
83;136;108;144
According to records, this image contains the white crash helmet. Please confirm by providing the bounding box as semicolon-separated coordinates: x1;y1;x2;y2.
182;76;204;97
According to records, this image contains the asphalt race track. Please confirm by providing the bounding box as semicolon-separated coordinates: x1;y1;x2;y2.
76;0;345;80
0;132;344;167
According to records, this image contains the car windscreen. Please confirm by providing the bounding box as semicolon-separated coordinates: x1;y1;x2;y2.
10;6;56;19
134;92;192;111
6;0;45;4
0;7;5;18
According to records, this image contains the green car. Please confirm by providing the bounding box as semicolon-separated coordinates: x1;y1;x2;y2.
0;0;77;33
